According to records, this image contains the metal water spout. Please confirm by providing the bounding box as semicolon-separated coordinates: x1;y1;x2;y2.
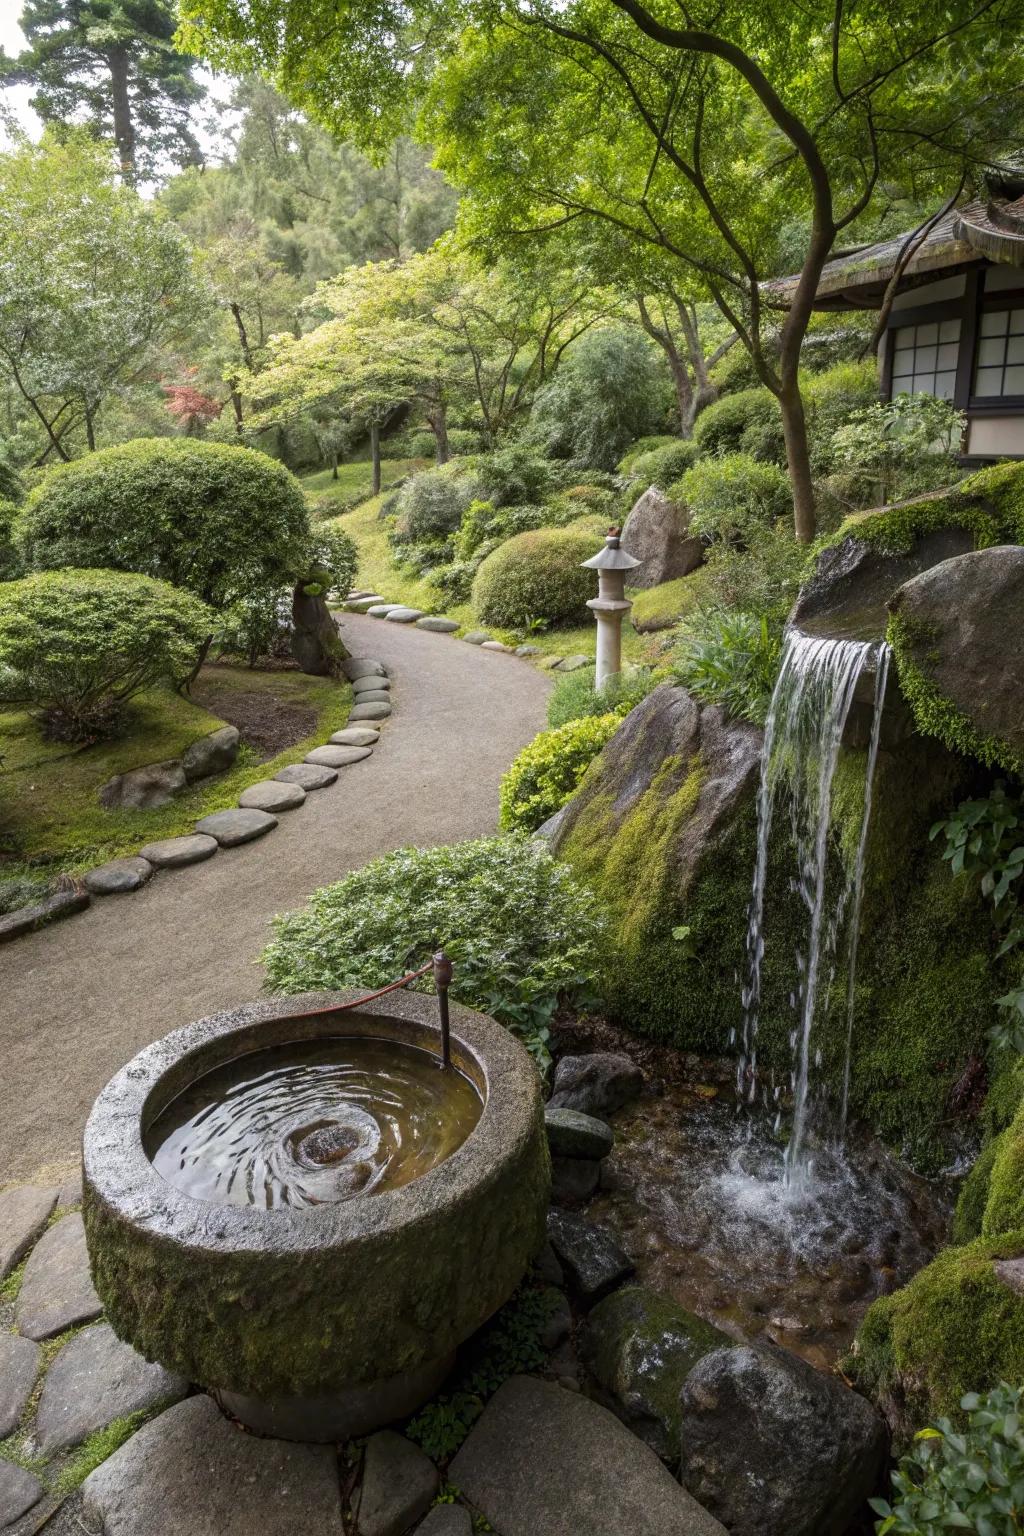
582;528;641;690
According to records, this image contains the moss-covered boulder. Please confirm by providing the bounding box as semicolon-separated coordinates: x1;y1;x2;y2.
579;1285;733;1463
954;1085;1024;1242
847;1229;1024;1445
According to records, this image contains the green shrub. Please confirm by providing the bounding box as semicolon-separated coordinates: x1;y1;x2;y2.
300;522;358;598
618;435;680;473
385;427;483;458
499;714;622;832
699;524;808;624
804;359;879;475
673;609;781;724
871;1382;1024;1534
546;484;621;523
426;559;477;604
530;326;670;470
547;665;660;728
675;453;792;542
0;498;22;580
456;500;547;559
392;463;476;544
627;439;700;490
15;439;310;609
0;568;214;741
692;388;784;463
830;395;966;507
262;835;607;1064
474;446;554;508
472;527;602;629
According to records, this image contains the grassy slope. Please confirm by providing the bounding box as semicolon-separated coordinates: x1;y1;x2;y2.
0;666;351;873
302;455;427;508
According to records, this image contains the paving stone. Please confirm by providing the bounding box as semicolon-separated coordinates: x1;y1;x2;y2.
342;657;387;681
329;728;380;747
449;1376;726;1536
515;644;543;656
385;607;424;623
416;617;460;633
347;590;377;601
84;856;154;896
352;689;391;704
0;1459;43;1527
357;1431;438;1536
349;701;392;721
274;763;339;790
137;834;217;870
416;1507;472;1535
345;597;386;611
352;674;391;693
0;1335;41;1438
555;654;593;672
0;889;90;944
36;1324;188;1455
461;630;492;645
57;1174;83;1209
481;641;514;653
0;1185;57;1279
366;604;401;617
545;1107;614;1160
194;809;278;847
305;745;373;768
15;1214;103;1341
237;780;306;813
546;1210;634;1306
81;1394;341;1536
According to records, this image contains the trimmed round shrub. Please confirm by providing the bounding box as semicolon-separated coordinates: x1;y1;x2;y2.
692;388;784;463
392;463;476;544
0;568;214;741
15;439;310;608
674;453;792;542
627;439;700;489
262;834;607;1062
300;522;357;597
500;714;622;832
472;528;603;629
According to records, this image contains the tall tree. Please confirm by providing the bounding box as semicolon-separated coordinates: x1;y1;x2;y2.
2;0;204;181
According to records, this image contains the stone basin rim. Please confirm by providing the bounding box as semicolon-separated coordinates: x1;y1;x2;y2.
82;988;535;1254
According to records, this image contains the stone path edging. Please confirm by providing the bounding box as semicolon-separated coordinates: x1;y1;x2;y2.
342;590;590;674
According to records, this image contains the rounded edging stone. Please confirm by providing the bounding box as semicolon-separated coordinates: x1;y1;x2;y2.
136;834;217;870
349;701;392;721
193;808;278;848
237;780;307;813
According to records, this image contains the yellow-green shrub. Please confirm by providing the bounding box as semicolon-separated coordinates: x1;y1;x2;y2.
499;714;621;832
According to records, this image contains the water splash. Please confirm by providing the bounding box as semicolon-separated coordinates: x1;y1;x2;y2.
739;629;890;1187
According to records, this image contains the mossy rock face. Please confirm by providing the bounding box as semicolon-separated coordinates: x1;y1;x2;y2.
83;990;550;1399
579;1284;732;1463
847;1229;1024;1445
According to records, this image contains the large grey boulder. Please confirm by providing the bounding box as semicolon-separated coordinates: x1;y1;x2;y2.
889;544;1024;774
620;485;703;588
549;1053;643;1117
545;1107;614;1160
16;1214;102;1340
182;726;241;784
678;1342;888;1536
99;758;186;810
450;1375;726;1536
0;1184;56;1278
580;1286;732;1462
36;1323;188;1453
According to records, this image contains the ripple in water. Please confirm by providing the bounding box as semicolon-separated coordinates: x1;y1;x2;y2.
146;1037;483;1209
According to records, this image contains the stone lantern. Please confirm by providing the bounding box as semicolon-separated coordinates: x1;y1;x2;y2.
582;528;641;690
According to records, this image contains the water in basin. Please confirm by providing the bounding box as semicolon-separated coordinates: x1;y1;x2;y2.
146;1036;483;1209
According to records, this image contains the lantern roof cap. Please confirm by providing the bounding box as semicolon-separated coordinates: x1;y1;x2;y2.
582;528;641;571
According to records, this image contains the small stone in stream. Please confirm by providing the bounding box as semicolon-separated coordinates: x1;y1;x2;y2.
0;1334;41;1438
84;856;154;896
417;617;460;633
137;834;217;870
461;630;492;645
555;654;593;672
352;673;391;692
516;644;542;656
0;1184;57;1278
545;1107;614;1160
349;701;392;721
306;744;373;768
16;1214;102;1341
81;1394;341;1536
274;763;338;790
193;808;277;848
36;1324;188;1454
238;780;306;813
357;1431;438;1536
329;728;380;747
0;1460;43;1527
0;888;90;943
551;1157;601;1206
549;1053;644;1117
546;1210;634;1305
481;641;514;652
533;1241;565;1288
385;607;424;623
342;657;387;680
366;604;400;617
416;1506;472;1536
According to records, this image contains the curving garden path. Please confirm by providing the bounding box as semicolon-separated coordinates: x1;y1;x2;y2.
0;615;551;1184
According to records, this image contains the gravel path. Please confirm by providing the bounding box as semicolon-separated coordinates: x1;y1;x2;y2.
0;616;551;1183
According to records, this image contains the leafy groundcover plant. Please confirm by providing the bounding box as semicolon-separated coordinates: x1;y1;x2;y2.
499;714;622;833
262;835;606;1065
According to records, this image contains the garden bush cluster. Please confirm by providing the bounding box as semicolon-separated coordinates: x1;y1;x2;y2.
472;527;603;629
499;713;622;832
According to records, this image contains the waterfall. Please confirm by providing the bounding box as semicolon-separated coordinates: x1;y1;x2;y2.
738;629;890;1188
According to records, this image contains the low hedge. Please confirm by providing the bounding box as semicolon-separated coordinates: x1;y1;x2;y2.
472;527;603;629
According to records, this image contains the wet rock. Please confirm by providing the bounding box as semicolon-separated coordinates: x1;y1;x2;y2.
450;1375;726;1536
137;834;217;870
329;727;380;747
349;701;392;721
305;744;373;768
84;856;154;895
238;780;306;813
540;1290;573;1351
385;607;424;624
416;617;460;634
549;1054;643;1118
99;759;186;810
82;1394;341;1536
274;763;339;790
678;1341;887;1536
182;726;241;784
533;1241;565;1288
547;1210;634;1305
416;1506;472;1535
0;1184;57;1278
889;544;1024;773
342;658;387;680
0;1334;41;1438
545;1107;614;1160
551;1157;601;1206
36;1323;188;1454
352;674;391;693
356;1430;438;1536
0;889;90;943
580;1286;732;1464
621;485;704;588
194;808;278;847
15;1214;103;1341
0;1460;43;1527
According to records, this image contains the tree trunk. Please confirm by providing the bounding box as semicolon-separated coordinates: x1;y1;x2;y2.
428;403;449;465
106;48;136;181
290;583;349;675
84;402;96;453
668;352;695;437
778;381;817;543
182;634;214;694
231;390;244;435
370;421;382;495
332;451;339;481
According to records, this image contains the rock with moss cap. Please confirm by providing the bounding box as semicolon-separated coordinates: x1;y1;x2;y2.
580;1285;732;1462
888;544;1024;774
